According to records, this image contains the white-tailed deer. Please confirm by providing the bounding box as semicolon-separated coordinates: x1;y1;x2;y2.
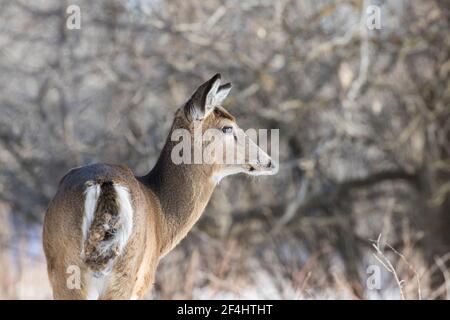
43;74;276;299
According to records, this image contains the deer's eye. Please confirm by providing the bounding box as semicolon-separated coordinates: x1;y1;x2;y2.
222;126;233;134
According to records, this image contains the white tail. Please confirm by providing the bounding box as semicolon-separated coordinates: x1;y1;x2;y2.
43;74;277;299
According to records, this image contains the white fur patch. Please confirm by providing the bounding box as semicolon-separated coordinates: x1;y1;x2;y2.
86;272;108;300
113;184;134;255
81;183;101;257
212;171;228;184
212;167;245;184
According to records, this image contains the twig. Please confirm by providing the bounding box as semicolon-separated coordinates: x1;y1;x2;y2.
434;256;450;300
385;242;422;300
372;234;406;300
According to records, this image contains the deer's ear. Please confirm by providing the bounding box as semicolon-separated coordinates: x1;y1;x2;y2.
185;73;222;121
213;83;232;106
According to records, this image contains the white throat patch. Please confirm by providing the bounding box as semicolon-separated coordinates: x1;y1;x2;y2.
212;167;244;184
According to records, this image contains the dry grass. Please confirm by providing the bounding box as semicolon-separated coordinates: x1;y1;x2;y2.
0;234;449;300
0;208;449;300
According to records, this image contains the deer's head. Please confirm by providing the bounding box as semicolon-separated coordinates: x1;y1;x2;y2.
170;74;277;184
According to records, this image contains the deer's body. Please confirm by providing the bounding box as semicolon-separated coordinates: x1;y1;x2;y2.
43;74;276;299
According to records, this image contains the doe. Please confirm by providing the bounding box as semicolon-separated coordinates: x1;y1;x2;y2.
43;74;276;299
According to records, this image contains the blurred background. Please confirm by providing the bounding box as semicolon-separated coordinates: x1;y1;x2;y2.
0;0;449;299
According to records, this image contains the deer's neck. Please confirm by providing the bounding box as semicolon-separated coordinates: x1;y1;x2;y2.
141;140;216;256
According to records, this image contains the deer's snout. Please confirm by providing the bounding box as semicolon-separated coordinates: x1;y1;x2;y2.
248;153;277;176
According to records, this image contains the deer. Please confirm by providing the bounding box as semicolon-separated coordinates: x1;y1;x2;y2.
43;74;277;299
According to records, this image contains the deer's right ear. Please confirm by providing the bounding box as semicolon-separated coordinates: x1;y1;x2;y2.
184;73;221;121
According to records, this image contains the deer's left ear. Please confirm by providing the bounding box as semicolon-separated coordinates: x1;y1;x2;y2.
185;73;222;121
213;83;232;106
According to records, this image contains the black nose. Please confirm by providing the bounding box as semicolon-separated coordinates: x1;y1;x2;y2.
268;160;272;168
